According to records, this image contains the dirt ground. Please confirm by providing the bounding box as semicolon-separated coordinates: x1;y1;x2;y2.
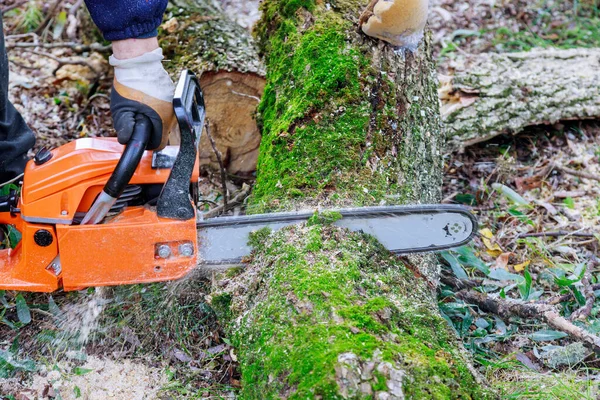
2;0;600;399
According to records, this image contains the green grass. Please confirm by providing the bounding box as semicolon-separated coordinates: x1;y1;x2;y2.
486;361;600;399
492;2;600;52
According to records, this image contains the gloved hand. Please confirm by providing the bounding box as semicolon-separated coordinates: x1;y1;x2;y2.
109;48;175;150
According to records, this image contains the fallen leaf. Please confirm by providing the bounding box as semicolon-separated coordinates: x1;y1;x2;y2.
515;352;540;371
494;252;513;270
207;344;227;355
480;228;503;256
173;349;192;363
534;200;558;215
515;176;542;192
514;260;530;272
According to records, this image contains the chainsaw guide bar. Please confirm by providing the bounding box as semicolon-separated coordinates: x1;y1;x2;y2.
196;204;477;268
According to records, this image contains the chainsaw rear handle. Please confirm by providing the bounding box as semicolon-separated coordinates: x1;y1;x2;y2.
80;116;151;225
104;115;151;198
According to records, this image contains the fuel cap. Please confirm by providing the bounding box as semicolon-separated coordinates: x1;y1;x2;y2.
34;147;53;165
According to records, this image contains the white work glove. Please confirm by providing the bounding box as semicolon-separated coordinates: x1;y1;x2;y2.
109;48;175;150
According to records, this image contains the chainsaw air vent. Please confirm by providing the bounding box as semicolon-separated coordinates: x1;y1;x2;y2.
110;185;143;214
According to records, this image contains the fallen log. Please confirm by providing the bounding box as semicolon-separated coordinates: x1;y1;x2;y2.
163;0;265;175
209;0;489;397
441;48;600;150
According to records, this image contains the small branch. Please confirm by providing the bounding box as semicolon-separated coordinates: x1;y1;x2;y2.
26;49;101;75
439;274;482;291
35;0;63;35
201;184;251;219
69;0;84;15
456;290;600;353
205;120;228;214
545;284;600;305
517;231;596;240
5;33;39;42
6;42;111;53
553;163;600;182
570;268;595;321
70;93;109;129
1;0;29;13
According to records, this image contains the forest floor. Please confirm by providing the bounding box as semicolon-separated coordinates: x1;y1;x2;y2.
1;0;600;399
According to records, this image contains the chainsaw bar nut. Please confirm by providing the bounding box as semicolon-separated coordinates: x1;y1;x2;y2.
179;243;194;257
157;244;172;259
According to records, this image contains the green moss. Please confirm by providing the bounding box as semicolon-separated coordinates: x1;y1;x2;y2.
372;370;388;392
251;10;374;211
222;222;488;398
211;293;233;321
307;210;343;226
247;227;273;251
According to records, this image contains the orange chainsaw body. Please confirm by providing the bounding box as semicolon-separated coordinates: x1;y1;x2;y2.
0;138;200;292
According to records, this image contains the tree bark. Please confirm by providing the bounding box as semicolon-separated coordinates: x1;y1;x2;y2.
211;1;488;398
163;0;265;175
441;48;600;150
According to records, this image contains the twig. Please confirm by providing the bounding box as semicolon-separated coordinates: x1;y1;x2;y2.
35;0;63;35
6;41;111;53
69;0;83;15
70;93;109;129
1;0;29;13
440;274;482;291
570;267;596;321
5;33;38;41
205;120;228;215
456;290;600;353
0;173;24;188
553;163;600;182
201;184;251;219
8;58;38;70
517;231;596;240
546;284;600;306
67;0;84;40
26;49;101;74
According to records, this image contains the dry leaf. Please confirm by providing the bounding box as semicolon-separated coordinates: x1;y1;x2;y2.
480;228;503;257
514;260;531;272
495;252;513;270
514;176;542;192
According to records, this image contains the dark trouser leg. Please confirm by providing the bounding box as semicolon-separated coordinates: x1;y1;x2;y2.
0;12;35;184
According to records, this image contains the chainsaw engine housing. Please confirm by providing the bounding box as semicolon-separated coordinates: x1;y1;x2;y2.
0;70;204;292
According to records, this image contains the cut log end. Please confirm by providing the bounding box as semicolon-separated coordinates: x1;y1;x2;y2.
198;71;265;175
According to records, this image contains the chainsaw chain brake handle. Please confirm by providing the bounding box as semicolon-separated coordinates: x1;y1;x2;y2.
81;70;204;225
157;70;205;220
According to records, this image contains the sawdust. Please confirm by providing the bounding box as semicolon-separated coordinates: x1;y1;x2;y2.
52;288;111;347
1;356;168;400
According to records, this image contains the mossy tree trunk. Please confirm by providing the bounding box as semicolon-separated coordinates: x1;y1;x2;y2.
163;0;265;175
212;1;489;398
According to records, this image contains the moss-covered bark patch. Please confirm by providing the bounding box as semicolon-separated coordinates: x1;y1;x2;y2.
213;223;488;399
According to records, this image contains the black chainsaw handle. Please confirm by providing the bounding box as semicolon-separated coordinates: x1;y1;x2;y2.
104;115;151;198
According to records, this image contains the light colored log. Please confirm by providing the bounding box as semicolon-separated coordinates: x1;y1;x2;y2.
441;48;600;149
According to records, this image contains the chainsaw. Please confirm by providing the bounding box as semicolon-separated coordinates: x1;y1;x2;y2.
0;70;477;293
